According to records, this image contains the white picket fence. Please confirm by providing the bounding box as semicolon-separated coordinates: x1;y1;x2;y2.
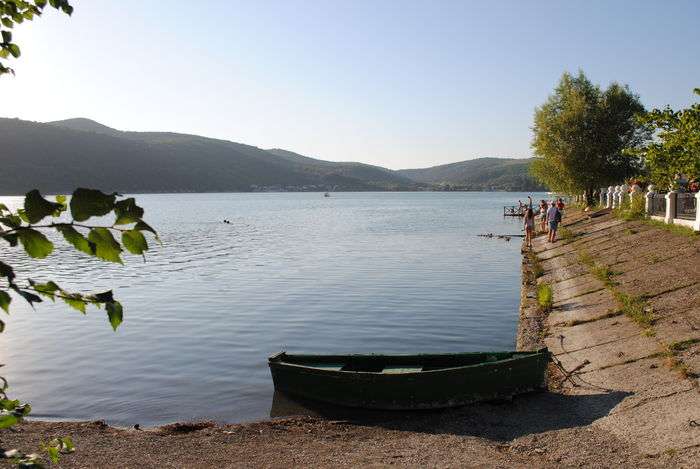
590;185;700;232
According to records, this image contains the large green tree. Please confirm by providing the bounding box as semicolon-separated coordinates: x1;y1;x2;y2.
630;88;700;189
530;71;650;203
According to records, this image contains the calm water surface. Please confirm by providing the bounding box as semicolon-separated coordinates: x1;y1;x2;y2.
0;192;541;425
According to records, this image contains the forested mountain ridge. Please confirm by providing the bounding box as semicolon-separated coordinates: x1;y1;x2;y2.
397;157;545;191
0;117;542;194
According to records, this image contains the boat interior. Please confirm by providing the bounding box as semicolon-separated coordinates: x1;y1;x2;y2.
272;351;537;373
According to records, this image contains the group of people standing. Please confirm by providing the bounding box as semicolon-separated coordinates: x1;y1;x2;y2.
521;196;565;249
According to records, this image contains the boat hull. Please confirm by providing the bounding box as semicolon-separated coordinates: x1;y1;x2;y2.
268;350;549;410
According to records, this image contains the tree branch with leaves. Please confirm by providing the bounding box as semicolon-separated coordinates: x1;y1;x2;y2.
0;0;73;75
1;189;157;467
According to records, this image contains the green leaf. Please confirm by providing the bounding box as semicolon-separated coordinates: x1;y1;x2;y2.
31;281;61;301
62;295;86;314
92;290;114;303
60;436;75;453
0;214;22;228
0;399;19;411
1;233;18;247
0;291;11;314
0;203;9;214
0;413;18;429
70;188;116;222
13;288;42;307
114;198;144;225
24;189;62;224
1;30;11;44
88;228;122;263
1;18;13;29
106;301;123;331
16;209;29;223
8;43;20;58
56;224;95;255
55;194;67;205
135;220;159;241
122;229;147;255
0;261;16;283
17;228;54;259
46;445;60;464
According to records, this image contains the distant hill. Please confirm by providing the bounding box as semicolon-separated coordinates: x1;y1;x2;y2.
397;158;545;191
0;118;421;194
0;117;542;194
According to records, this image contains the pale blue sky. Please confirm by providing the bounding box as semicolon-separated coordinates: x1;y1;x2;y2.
2;0;699;169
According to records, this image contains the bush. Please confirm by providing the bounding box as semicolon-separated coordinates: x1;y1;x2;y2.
537;283;554;312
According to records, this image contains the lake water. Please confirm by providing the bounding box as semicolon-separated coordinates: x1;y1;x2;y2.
0;192;540;426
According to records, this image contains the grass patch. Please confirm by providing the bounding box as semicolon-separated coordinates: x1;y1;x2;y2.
643;218;698;238
577;250;595;267
662;339;700;380
558;226;576;242
565;310;623;327
667;338;700;353
590;264;620;288
537;283;553;313
665;355;694;379
527;251;544;279
612;291;655;327
613;194;646;221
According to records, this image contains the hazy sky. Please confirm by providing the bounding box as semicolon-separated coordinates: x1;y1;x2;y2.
2;0;699;169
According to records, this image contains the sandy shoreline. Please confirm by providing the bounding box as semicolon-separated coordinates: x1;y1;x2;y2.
3;209;699;467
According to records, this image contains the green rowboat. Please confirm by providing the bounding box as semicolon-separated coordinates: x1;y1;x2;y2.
268;348;549;410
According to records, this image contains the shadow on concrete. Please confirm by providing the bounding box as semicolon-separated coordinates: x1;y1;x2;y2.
269;389;631;441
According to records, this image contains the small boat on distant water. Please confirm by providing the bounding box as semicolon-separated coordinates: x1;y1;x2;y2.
268;349;549;410
324;192;330;197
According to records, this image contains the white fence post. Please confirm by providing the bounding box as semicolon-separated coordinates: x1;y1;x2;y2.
665;191;677;224
619;184;630;207
694;192;700;232
612;186;620;208
606;186;614;208
645;185;655;214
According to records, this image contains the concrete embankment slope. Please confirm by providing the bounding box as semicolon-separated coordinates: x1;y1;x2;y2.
521;208;700;461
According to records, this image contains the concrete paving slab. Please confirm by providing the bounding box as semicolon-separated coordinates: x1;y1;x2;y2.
548;316;643;355
548;299;618;327
546;333;661;372
648;286;700;317
653;312;700;345
553;288;612;311
553;277;606;303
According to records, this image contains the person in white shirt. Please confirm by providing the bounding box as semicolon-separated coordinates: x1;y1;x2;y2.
546;202;560;243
